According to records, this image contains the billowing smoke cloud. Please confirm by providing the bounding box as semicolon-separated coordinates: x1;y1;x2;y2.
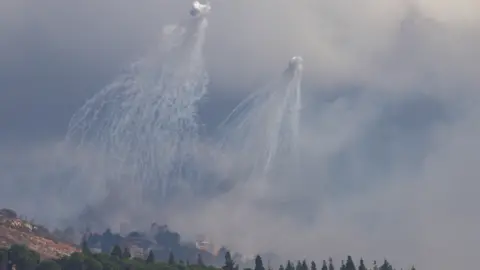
1;0;480;269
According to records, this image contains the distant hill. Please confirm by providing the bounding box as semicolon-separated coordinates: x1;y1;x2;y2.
84;224;228;266
0;208;79;259
0;208;262;267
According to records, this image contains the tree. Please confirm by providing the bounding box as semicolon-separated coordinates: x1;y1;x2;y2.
286;261;294;270
0;248;7;270
358;258;367;270
146;250;155;264
36;260;61;270
81;240;91;256
379;260;392;270
301;260;309;270
345;256;356;270
110;245;122;258
279;264;285;270
8;244;40;270
295;261;302;270
223;251;235;270
311;261;317;270
197;253;205;266
122;248;131;259
328;258;335;270
62;252;85;270
340;260;345;270
155;228;181;248
84;257;103;270
178;260;186;270
411;266;416;270
373;261;378;270
101;229;114;253
321;260;327;270
255;255;265;270
168;251;176;265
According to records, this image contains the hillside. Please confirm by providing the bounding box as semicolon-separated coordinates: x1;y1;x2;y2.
0;208;272;267
0;207;224;263
0;209;414;270
0;208;225;264
84;225;228;266
0;209;78;259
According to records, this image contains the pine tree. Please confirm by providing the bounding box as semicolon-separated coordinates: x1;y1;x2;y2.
122;247;131;259
410;266;416;270
168;251;176;265
81;240;91;256
286;260;294;270
255;255;265;270
358;258;367;270
223;251;235;270
0;249;7;270
197;253;205;266
379;260;392;270
146;250;155;264
101;228;114;253
296;261;302;270
311;261;317;270
302;260;309;270
373;261;378;270
279;264;285;270
321;260;328;270
328;258;334;270
345;256;356;270
340;260;345;270
110;245;122;258
37;260;61;270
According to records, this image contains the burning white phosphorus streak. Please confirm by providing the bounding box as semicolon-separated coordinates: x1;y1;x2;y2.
217;56;304;190
65;1;212;202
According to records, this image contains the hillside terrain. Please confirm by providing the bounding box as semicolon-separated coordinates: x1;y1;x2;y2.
0;208;413;270
0;209;78;259
0;208;226;263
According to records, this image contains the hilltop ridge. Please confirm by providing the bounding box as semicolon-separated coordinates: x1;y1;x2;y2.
0;208;79;259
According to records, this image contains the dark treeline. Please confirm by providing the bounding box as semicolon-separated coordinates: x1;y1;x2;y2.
0;209;416;270
0;244;415;270
83;225;229;266
0;243;218;270
83;227;415;270
231;253;414;270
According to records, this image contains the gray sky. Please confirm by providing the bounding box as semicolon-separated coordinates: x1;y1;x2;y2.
1;0;480;269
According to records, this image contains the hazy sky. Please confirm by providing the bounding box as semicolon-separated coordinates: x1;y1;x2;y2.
1;0;480;269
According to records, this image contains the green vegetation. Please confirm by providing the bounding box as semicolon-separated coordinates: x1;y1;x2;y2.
0;244;415;270
0;244;219;270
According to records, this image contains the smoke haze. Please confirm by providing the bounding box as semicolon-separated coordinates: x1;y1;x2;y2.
1;0;479;269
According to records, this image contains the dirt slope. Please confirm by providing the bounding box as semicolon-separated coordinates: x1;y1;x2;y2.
0;209;79;259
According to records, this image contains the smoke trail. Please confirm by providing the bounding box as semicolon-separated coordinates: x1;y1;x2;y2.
64;2;211;221
167;58;306;254
216;56;304;194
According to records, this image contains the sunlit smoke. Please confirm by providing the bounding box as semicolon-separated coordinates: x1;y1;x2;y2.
215;56;303;195
64;2;211;224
